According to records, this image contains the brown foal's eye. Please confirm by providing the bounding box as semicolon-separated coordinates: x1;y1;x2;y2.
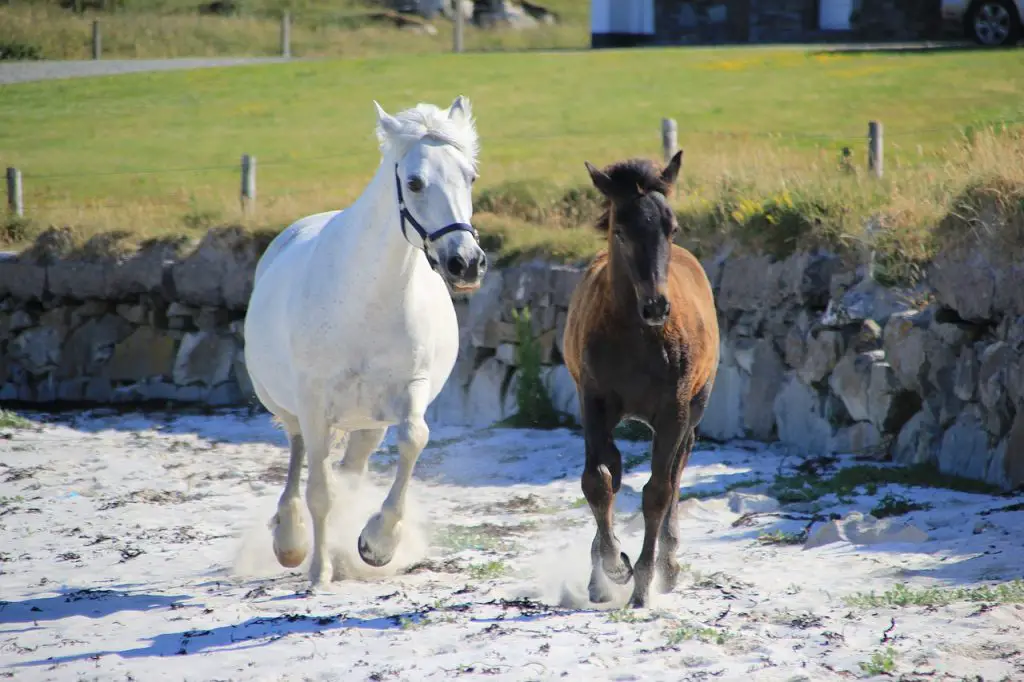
407;176;425;193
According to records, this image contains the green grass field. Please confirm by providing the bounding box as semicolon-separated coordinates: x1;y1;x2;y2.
2;46;1023;271
0;0;589;60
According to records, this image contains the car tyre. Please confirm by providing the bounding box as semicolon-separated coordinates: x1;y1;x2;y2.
966;0;1022;46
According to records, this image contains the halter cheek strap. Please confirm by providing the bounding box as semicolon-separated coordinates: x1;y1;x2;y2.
395;164;479;270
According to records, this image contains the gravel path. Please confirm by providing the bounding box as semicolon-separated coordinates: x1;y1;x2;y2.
0;42;978;86
0;57;294;85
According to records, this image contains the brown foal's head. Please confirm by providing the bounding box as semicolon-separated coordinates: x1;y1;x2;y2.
585;151;683;326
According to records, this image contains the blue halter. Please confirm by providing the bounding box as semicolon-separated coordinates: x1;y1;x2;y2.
394;164;478;270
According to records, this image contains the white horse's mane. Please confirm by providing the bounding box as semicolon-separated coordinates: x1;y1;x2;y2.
375;102;479;169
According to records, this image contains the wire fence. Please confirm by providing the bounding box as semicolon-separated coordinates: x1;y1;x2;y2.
25;7;556;64
6;116;1024;218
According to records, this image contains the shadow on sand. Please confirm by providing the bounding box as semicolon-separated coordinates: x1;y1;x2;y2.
11;596;563;667
0;586;191;625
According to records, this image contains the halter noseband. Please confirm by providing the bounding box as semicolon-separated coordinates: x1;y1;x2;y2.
394;164;479;270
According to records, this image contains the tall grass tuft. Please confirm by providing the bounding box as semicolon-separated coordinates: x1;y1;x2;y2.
499;307;573;429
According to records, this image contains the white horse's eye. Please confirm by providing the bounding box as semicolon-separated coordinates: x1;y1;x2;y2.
407;176;424;193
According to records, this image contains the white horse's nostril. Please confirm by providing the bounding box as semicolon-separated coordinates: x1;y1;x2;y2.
446;255;467;277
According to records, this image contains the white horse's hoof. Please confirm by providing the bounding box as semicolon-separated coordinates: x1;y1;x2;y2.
272;522;309;568
357;513;401;567
358;536;392;567
275;546;307;569
270;503;309;568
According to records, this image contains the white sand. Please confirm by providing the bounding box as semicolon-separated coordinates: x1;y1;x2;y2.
1;409;1022;681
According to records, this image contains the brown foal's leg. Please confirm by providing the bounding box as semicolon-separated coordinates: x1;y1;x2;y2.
657;383;712;594
656;428;694;594
579;391;631;604
631;408;687;608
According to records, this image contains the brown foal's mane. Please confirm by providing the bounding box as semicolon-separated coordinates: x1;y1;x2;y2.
592;158;672;234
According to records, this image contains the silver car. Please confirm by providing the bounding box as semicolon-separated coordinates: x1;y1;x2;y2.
942;0;1023;45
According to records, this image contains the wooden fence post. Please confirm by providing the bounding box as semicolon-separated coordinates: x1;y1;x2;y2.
868;120;883;179
6;168;23;217
6;168;23;218
92;20;101;60
280;11;291;58
661;118;678;164
240;155;256;215
453;0;464;53
661;118;680;194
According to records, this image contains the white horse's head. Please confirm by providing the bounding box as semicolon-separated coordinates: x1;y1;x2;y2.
374;96;486;294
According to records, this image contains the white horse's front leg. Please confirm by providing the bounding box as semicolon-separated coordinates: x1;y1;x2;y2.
271;432;308;568
300;413;337;586
358;388;429;567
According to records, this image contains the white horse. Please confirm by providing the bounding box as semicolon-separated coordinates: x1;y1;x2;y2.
243;96;486;585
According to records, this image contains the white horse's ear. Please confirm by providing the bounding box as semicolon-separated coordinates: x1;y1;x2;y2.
448;95;472;122
373;100;401;138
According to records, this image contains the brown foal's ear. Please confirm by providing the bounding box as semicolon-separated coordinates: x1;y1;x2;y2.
660;150;683;191
584;161;615;198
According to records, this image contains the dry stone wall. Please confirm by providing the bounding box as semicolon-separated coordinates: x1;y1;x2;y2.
0;227;260;406
1;225;1022;490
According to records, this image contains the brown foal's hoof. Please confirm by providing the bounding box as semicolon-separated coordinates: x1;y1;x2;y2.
588;575;615;604
656;561;681;594
604;551;634;585
630;593;649;609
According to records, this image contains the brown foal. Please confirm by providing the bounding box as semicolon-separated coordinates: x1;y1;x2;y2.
563;151;720;608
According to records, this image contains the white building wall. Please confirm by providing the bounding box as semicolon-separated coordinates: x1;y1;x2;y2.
591;0;654;35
